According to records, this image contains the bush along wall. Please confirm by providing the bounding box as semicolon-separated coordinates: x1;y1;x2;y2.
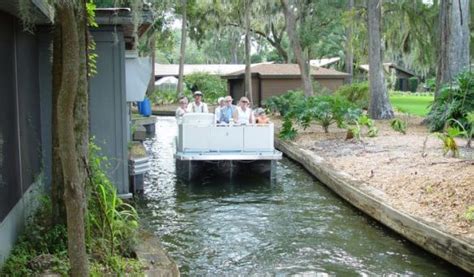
1;142;143;276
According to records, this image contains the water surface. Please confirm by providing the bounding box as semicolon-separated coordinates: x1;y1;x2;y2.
138;117;467;276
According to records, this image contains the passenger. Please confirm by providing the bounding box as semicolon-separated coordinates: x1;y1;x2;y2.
214;97;225;123
255;108;270;124
175;96;188;118
233;96;255;124
187;91;209;113
219;96;236;124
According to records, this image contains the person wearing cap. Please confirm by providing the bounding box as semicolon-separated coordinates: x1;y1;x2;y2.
255;107;270;124
214;97;225;123
219;95;236;124
187;91;209;113
233;96;255;124
175;96;189;118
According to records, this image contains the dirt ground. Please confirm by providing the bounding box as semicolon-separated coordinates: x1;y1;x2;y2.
273;115;474;241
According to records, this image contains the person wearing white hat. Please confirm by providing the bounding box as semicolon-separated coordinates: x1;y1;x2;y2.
187;91;209;113
214;97;225;123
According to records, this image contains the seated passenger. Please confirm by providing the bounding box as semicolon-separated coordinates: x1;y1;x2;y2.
255;108;270;124
219;96;236;124
214;97;225;123
187;91;209;113
175;96;188;118
233;96;255;124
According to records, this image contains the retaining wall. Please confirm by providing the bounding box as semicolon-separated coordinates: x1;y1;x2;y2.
275;139;474;273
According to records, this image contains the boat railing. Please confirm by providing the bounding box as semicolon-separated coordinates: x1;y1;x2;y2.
176;113;276;154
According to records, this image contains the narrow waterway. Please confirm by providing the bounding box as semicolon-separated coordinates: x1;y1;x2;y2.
138;117;466;276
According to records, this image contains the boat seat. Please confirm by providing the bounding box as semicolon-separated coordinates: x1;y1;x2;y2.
181;113;215;126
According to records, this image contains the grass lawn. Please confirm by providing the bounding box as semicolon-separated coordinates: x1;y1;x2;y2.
389;94;434;116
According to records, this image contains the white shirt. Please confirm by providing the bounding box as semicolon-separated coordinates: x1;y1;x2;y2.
236;106;253;124
175;107;187;118
187;102;209;113
214;106;223;122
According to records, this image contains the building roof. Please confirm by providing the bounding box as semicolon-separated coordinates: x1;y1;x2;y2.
154;64;246;77
95;8;153;50
0;0;54;24
223;64;349;79
309;57;341;67
359;63;416;77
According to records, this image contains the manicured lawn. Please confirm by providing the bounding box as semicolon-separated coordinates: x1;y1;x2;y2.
389;94;434;116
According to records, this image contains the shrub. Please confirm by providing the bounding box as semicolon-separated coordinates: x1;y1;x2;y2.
184;72;227;104
264;90;306;116
426;71;474;137
391;118;407;134
408;77;419;92
149;88;178;105
335;81;369;110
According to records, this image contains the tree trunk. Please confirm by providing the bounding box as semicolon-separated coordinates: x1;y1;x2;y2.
51;13;66;225
147;33;156;96
345;0;354;84
281;0;313;97
56;3;89;276
367;0;394;119
177;0;187;96
244;0;253;103
435;0;470;97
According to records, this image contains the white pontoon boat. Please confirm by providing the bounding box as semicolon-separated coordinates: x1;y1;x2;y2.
175;113;282;179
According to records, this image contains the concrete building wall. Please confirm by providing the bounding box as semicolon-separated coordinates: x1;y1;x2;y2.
89;28;129;195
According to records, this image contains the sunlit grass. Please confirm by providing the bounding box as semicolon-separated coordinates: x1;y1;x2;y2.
389;94;434;116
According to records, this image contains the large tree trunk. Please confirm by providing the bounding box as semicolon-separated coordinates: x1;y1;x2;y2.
367;0;393;119
56;3;89;276
177;0;187;96
281;0;313;97
51;13;66;225
345;0;354;84
244;0;253;103
435;0;470;97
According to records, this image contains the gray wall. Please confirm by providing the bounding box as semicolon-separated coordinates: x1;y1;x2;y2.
89;28;129;195
0;11;48;265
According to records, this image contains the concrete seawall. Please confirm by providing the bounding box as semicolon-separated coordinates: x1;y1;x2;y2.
275;139;474;274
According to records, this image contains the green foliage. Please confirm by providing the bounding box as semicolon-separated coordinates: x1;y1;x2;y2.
345;114;379;141
408;77;419;92
184;72;227;104
427;71;474;134
1;198;70;276
335;82;370;110
149;88;178;105
464;206;474;221
279;114;298;140
86;142;139;263
391;118;407;134
264;90;306;116
268;91;362;139
2;142;144;276
434;127;466;157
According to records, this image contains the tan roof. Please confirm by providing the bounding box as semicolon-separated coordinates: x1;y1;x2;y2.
224;64;349;78
154;64;246;77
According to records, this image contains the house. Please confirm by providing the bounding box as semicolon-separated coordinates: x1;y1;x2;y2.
222;64;349;106
0;3;153;265
358;63;418;91
0;0;54;265
154;64;246;80
90;8;153;197
309;57;341;69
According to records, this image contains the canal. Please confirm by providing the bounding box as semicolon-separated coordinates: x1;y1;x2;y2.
138;117;466;276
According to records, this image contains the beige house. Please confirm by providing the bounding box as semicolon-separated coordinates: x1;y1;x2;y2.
222;64;349;106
